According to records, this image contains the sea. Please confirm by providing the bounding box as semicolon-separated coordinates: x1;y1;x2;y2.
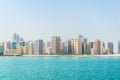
0;56;120;80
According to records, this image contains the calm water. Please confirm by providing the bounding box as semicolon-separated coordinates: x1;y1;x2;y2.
0;57;120;80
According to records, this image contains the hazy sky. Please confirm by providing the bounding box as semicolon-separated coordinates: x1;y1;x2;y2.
0;0;120;52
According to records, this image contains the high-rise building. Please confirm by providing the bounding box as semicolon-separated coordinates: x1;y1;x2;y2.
64;40;72;54
13;33;20;43
18;46;23;55
4;41;11;52
82;38;87;54
19;41;25;47
0;42;4;54
28;41;34;55
34;39;43;55
51;36;61;54
87;42;94;54
45;47;52;55
43;41;51;54
118;41;120;53
105;42;114;54
73;38;83;54
4;41;13;55
11;42;17;49
71;39;74;54
89;42;94;49
60;42;64;53
23;46;28;55
108;42;114;54
100;41;106;54
72;35;88;55
45;41;51;48
94;40;101;54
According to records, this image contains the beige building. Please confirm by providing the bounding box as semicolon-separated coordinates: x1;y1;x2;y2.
4;41;11;54
73;38;83;54
23;46;28;55
51;36;60;54
18;46;23;55
4;49;18;55
91;48;97;55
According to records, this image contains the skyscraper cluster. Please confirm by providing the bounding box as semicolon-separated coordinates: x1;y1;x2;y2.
0;33;116;55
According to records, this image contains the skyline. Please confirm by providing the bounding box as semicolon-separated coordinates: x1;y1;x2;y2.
0;0;120;52
0;33;114;55
0;33;116;54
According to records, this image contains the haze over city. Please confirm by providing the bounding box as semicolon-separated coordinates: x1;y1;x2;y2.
0;0;120;52
1;1;120;80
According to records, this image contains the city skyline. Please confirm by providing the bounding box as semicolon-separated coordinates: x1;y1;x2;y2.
0;0;120;52
0;32;119;53
0;33;115;55
0;1;120;80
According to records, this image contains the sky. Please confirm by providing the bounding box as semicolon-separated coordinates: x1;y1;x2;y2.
0;0;120;52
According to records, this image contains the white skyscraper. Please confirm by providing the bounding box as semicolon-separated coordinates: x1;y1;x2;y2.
105;42;114;54
118;41;120;53
34;39;43;55
13;33;20;43
28;41;34;55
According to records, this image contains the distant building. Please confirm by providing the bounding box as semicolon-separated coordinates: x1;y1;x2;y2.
87;42;94;54
64;40;72;54
23;46;28;55
45;41;51;48
43;41;51;55
60;42;64;53
0;42;4;54
105;42;114;54
118;41;120;53
100;41;106;55
94;40;101;54
4;41;11;54
91;48;97;55
28;42;34;55
18;46;23;55
34;39;43;55
3;41;19;55
108;42;114;54
83;38;88;54
46;47;52;55
51;36;61;54
19;41;25;47
73;38;83;54
89;42;94;49
71;39;74;54
11;42;17;49
13;33;20;43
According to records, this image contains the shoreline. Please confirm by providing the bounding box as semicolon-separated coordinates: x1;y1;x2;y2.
22;54;120;57
1;54;120;57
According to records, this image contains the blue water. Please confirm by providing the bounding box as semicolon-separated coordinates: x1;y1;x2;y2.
0;57;120;80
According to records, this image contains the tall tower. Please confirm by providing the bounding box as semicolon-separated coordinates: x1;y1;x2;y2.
73;38;83;54
51;36;61;54
94;39;101;54
64;40;72;54
108;42;114;54
28;41;34;55
0;42;4;54
87;42;94;54
34;39;43;55
118;41;120;54
13;33;20;43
